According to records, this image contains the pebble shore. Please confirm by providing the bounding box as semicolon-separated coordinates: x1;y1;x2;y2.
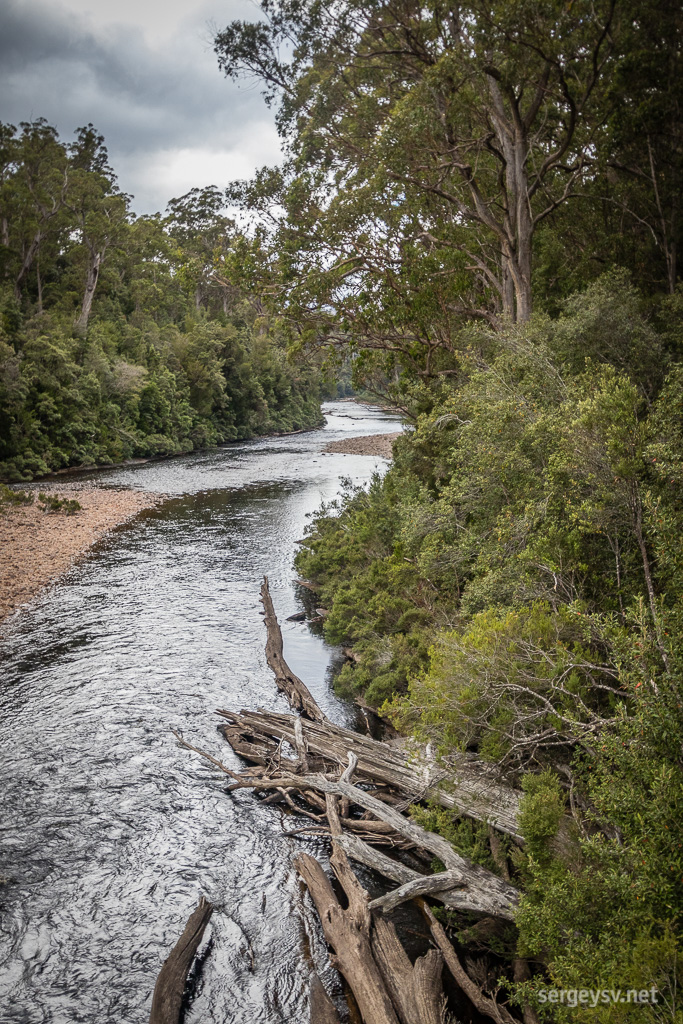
325;431;401;457
0;483;163;626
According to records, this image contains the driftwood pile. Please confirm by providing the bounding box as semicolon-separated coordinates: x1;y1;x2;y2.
160;577;539;1024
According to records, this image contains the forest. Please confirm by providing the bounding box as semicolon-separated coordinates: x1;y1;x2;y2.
212;0;683;1019
0;123;327;483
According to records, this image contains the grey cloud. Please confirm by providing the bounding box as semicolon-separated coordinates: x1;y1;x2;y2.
0;0;280;211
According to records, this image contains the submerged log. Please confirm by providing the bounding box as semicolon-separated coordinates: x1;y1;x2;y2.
149;896;213;1024
309;974;342;1024
260;577;326;722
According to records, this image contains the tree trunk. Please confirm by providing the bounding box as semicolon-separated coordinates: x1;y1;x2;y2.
15;230;43;300
36;253;43;314
295;847;401;1024
260;577;327;721
74;249;101;335
371;916;445;1024
218;707;525;841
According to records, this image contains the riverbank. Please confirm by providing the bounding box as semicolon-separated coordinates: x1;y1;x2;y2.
0;483;163;626
325;431;402;457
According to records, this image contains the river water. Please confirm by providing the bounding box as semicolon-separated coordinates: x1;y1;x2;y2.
0;402;403;1024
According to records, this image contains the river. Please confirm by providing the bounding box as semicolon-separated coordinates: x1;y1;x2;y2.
0;401;403;1024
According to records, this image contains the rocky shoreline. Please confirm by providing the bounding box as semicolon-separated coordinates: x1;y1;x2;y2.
325;431;402;458
0;483;163;627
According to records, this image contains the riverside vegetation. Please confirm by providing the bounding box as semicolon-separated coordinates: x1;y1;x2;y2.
0;123;330;483
212;0;683;1020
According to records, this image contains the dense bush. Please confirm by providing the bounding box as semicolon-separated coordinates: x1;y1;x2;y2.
296;275;683;1013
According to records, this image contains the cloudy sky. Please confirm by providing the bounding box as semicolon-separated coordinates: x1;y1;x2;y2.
0;0;282;214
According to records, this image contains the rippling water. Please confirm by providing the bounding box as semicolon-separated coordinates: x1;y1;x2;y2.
0;402;403;1024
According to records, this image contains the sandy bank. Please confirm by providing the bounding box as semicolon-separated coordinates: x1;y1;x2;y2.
0;483;163;626
325;431;402;458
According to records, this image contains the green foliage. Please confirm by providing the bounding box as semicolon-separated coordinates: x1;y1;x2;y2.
517;772;566;866
0;483;33;512
37;492;82;515
410;804;497;873
0;122;325;482
296;273;683;1008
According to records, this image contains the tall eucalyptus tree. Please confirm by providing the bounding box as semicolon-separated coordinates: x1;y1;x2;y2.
216;0;618;335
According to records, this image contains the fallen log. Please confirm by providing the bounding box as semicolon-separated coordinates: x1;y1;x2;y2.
218;708;525;841
371;916;445;1024
172;730;518;920
419;900;518;1024
225;771;519;921
253;581;534;846
149;896;213;1024
302;790;447;1024
260;576;326;723
296;847;402;1024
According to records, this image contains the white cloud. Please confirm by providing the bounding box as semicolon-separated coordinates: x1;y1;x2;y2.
117;125;281;211
0;0;281;213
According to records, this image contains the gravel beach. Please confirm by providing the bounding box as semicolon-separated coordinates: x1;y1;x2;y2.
325;431;401;457
0;483;163;626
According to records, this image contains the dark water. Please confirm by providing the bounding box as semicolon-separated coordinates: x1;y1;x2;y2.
0;402;403;1024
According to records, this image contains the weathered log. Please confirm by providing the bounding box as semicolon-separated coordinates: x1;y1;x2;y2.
173;730;517;917
419;900;517;1024
368;869;464;915
218;708;524;841
260;576;326;722
225;771;519;920
335;832;510;917
309;974;342;1024
371;916;445;1024
308;791;446;1024
149;896;213;1024
293;578;319;591
295;847;401;1024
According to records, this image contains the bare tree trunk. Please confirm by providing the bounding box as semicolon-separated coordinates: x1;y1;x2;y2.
371;916;445;1024
15;230;43;299
502;258;516;319
36;253;43;314
74;249;101;335
295;847;401;1024
631;490;669;670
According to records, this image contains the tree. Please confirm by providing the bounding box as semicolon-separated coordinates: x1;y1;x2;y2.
604;0;683;294
67;126;130;335
216;0;618;327
165;186;236;314
4;120;69;303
